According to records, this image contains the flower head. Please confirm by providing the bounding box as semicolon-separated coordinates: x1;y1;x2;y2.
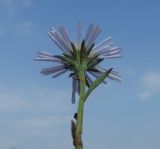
35;23;122;103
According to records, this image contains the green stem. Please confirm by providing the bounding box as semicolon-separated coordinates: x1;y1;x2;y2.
72;68;113;148
75;69;86;149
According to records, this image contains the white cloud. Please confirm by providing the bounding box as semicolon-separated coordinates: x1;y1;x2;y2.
142;71;160;90
138;70;160;100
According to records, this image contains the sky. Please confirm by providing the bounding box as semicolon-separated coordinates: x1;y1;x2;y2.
0;0;160;149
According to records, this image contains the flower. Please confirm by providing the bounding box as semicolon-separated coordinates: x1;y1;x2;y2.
35;23;122;104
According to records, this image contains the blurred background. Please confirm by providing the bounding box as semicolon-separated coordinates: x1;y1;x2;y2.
0;0;160;149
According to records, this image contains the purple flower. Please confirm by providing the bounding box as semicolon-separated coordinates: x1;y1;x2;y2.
35;23;122;103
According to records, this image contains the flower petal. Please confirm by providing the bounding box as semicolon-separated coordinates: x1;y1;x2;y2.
85;72;94;85
74;76;78;93
104;54;122;58
37;51;54;57
72;75;80;94
85;24;94;43
58;26;72;50
95;66;122;82
92;45;112;55
108;72;122;82
103;47;121;55
35;51;62;63
52;69;68;78
50;29;70;52
71;90;76;104
96;47;122;58
35;57;62;63
93;37;113;51
88;71;107;84
41;65;65;75
78;80;80;95
48;32;67;53
77;22;82;49
86;26;102;49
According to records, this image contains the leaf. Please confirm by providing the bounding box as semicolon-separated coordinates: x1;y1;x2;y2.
80;40;87;63
71;42;78;58
84;68;113;101
86;43;95;58
87;58;104;69
63;63;72;70
54;55;74;66
87;53;100;63
69;72;75;78
63;53;75;61
85;76;90;88
87;68;99;72
80;40;85;50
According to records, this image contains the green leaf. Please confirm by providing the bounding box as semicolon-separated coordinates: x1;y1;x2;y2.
84;68;113;101
87;58;104;69
63;53;75;61
54;55;74;66
80;40;86;63
69;72;75;78
87;53;100;63
86;43;95;58
63;63;72;70
71;42;78;59
85;76;90;88
80;40;85;51
87;68;99;72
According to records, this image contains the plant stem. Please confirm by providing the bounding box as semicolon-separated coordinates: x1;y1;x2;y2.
75;69;85;149
72;68;112;148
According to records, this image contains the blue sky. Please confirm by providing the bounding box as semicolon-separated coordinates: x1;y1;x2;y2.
0;0;160;149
